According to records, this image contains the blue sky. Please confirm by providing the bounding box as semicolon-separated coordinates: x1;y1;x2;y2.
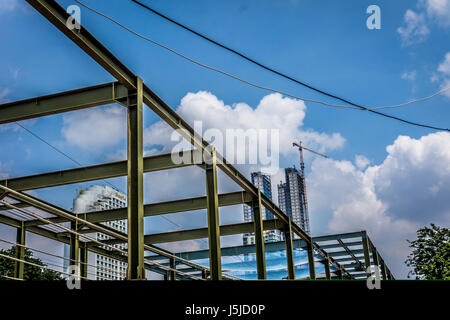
0;0;449;278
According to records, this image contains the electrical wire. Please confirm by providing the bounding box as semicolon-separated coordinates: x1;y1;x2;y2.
0;237;118;277
14;121;126;194
0;189;240;279
0;274;24;281
73;0;449;132
131;0;450;114
0;252;89;280
0;199;204;280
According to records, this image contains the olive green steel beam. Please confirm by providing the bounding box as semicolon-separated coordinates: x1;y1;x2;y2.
337;239;365;272
88;219;283;248
284;217;295;280
0;213;22;228
80;243;88;279
169;258;176;281
205;148;221;280
370;243;381;281
313;231;365;242
328;249;364;257
252;190;266;280
1;189;216;277
69;220;79;269
323;256;331;280
367;237;392;279
127;77;145;280
319;241;362;250
361;232;372;278
306;242;316;279
0;202;30;213
333;256;367;263
25;0;137;89
0;209;195;278
0;150;200;191
144;235;357;262
0;82;128;125
14;222;26;279
25;190;251;228
25;0;312;248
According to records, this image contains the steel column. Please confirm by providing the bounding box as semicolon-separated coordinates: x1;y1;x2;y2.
253;190;266;280
127;77;145;280
69;221;79;269
371;245;381;281
306;242;316;279
362;232;372;278
283;217;295;280
205;148;222;280
323;255;331;280
169;258;176;281
14;222;26;279
80;243;88;279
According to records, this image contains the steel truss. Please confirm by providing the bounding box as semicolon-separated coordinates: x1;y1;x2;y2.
0;0;393;280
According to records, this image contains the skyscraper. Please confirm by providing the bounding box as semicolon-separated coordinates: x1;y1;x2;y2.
243;172;281;245
72;185;128;280
278;167;310;235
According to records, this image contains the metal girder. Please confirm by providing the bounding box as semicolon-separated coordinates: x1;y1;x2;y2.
319;241;362;250
306;242;316;279
0;82;128;125
14;222;26;279
252;190;266;280
25;190;250;227
205;148;221;280
127;76;145;280
80;243;88;279
26;0;311;247
0;202;29;213
328;249;364;257
334;256;366;263
0;150;200;191
324;257;331;280
69;220;79;269
87;219;284;248
0;213;22;228
337;239;365;272
361;231;372;277
284;217;295;280
26;0;137;89
313;231;364;242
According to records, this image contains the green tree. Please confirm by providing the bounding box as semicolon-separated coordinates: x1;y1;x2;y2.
405;224;450;280
0;246;63;280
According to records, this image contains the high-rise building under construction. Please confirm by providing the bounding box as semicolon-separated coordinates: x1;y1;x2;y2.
278;167;310;235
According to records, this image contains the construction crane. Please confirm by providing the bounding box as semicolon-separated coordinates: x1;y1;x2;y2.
292;141;329;235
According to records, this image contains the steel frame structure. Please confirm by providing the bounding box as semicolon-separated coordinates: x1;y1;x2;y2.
145;230;394;279
0;0;393;281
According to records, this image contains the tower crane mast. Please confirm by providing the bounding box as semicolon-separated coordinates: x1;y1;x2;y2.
292;141;328;235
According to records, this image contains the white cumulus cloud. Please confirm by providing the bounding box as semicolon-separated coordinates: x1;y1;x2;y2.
61;105;127;150
397;10;430;46
144;91;345;164
422;0;450;26
436;52;450;98
308;132;450;278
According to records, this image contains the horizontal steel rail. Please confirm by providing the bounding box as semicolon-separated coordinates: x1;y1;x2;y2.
0;150;201;191
0;82;128;124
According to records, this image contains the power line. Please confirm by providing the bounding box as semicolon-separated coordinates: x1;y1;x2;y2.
14;121;126;194
129;0;450;131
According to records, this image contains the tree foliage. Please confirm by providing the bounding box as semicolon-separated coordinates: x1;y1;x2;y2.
0;246;63;280
405;224;450;280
